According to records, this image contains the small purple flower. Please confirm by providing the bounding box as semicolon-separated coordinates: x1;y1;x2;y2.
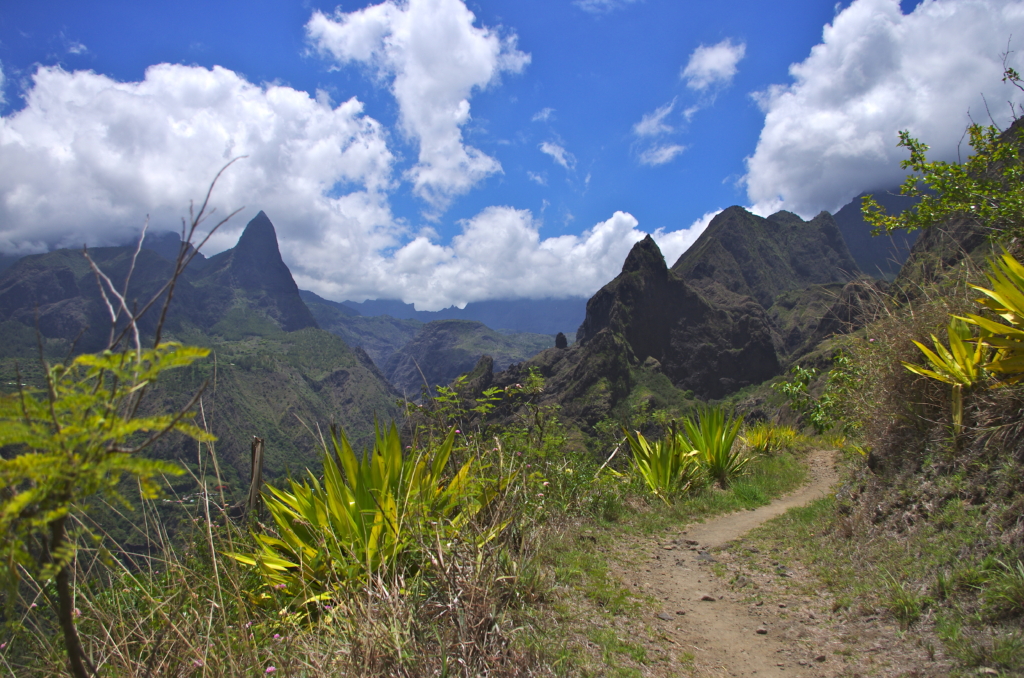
455;429;461;434
273;634;282;641
266;667;276;674
274;583;286;590
193;659;204;667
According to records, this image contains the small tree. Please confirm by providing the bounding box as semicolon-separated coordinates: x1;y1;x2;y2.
862;66;1024;242
0;163;240;678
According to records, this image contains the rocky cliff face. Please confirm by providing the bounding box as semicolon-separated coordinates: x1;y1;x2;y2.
467;207;872;425
472;235;781;424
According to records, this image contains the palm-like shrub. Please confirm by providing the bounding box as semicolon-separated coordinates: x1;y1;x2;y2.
624;429;701;504
742;422;800;454
231;423;506;606
964;249;1024;383
903;317;988;434
679;406;748;489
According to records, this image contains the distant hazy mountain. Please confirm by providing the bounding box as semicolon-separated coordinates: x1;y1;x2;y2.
340;297;586;336
382;319;553;397
300;289;422;368
832;190;919;279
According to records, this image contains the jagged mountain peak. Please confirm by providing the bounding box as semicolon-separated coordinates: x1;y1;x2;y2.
201;211;318;333
621;234;667;276
672;204;859;308
234;211;278;256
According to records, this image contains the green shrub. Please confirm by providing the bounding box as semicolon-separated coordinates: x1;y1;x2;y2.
680;405;748;489
742;421;800;454
230;423;507;605
623;429;702;504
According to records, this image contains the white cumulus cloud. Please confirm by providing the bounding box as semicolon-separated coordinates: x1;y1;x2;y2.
0;62;713;310
306;0;529;213
0;64;396;259
539;141;576;170
744;0;1024;217
682;38;746;91
362;208;650;308
639;144;686;166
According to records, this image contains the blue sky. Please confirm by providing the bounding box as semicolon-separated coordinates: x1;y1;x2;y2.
1;0;1022;309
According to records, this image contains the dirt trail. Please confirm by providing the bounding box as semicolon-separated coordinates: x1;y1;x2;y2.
616;451;840;677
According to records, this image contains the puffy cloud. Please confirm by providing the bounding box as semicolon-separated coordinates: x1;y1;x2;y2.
0;64;397;260
539;141;575;170
532;107;555;122
306;0;529;213
639;144;686;166
744;0;1024;217
633;99;676;137
0;62;5;108
361;208;651;309
682;38;746;91
527;171;547;186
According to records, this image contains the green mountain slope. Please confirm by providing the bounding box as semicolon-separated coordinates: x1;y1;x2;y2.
299;289;423;367
0;212;400;486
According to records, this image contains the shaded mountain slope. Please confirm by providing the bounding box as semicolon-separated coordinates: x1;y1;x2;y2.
468;236;780;425
672;207;860;307
833;190;919;279
196;211;318;333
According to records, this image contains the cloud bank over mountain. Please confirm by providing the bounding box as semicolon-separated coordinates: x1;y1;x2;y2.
745;0;1024;217
0;58;706;310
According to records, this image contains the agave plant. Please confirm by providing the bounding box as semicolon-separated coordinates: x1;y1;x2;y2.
902;317;987;434
623;428;701;505
230;423;506;606
679;405;747;489
962;249;1024;384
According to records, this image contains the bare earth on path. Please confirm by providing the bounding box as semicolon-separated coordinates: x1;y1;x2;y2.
608;450;951;677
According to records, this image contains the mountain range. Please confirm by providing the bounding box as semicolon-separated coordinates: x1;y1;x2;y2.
0;188;920;476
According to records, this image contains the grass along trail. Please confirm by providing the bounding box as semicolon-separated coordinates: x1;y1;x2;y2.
612;450;841;677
